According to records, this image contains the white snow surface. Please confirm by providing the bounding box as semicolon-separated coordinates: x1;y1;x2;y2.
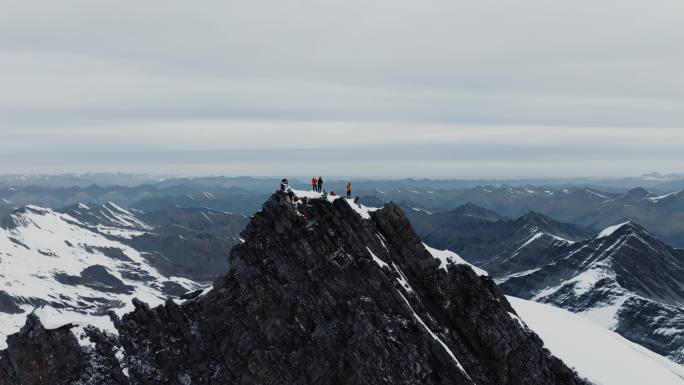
366;247;389;269
648;192;677;202
509;297;684;385
292;188;379;219
579;296;629;329
424;244;488;276
0;206;201;348
586;189;614;202
597;222;631;239
494;268;541;284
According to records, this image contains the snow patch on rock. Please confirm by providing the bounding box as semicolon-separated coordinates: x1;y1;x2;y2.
424;244;488;276
597;222;631;239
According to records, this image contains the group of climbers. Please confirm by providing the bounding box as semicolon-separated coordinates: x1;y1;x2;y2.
281;177;354;202
310;176;352;198
311;176;323;192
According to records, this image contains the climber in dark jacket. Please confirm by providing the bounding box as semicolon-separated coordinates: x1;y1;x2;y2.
279;178;296;202
317;176;323;192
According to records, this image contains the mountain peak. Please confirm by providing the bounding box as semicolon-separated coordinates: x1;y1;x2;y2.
595;221;649;239
450;203;503;221
514;211;593;242
1;205;54;230
0;190;586;385
617;187;651;203
517;211;551;225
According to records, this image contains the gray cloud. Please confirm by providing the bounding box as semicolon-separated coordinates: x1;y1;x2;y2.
0;0;682;177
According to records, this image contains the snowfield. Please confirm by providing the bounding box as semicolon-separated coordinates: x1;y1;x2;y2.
0;206;201;348
509;297;684;385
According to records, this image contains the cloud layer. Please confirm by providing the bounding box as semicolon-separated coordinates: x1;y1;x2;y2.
1;0;683;177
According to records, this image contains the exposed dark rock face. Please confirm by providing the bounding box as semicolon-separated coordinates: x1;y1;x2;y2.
0;316;131;385
0;291;24;314
113;193;585;385
54;265;135;295
0;193;588;385
0;314;84;385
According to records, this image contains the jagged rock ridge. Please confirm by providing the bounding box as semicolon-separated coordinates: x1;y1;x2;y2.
0;193;588;385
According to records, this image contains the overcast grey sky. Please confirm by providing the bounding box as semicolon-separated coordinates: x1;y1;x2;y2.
1;0;683;177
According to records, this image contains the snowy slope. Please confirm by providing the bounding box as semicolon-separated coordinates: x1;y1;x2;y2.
499;221;684;364
509;297;684;385
0;206;201;348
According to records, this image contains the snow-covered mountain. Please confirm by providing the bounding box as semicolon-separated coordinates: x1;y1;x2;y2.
500;222;684;364
406;206;593;277
0;203;248;349
509;297;684;385
407;202;684;365
0;205;201;347
0;191;590;385
62;202;248;280
2;190;683;384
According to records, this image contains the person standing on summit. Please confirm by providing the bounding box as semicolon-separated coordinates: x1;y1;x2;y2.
311;176;318;192
317;176;323;193
346;181;353;199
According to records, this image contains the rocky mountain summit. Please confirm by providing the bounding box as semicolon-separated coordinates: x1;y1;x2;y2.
0;192;588;385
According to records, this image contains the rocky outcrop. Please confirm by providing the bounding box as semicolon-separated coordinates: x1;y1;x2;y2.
0;315;128;385
0;192;589;385
0;314;84;385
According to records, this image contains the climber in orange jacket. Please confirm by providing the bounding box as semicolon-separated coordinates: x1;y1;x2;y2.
346;181;353;199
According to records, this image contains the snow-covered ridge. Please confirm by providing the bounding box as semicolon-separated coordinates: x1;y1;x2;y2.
597;221;632;239
647;190;683;203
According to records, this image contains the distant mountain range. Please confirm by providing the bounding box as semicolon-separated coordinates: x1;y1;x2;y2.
1;172;684;191
3;175;684;246
1;191;683;385
0;174;683;369
0;185;682;384
373;185;684;247
406;204;684;364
